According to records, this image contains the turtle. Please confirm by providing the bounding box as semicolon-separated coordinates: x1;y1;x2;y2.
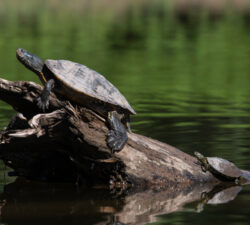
16;48;136;153
194;151;247;184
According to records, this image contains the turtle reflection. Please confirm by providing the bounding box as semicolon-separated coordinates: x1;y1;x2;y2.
196;185;242;212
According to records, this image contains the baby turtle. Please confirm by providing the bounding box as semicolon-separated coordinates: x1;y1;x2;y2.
194;151;246;184
16;48;136;153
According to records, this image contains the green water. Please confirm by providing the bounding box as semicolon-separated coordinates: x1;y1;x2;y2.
0;1;250;224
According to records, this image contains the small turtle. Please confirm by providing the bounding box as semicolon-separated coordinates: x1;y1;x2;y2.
16;48;136;152
194;151;246;184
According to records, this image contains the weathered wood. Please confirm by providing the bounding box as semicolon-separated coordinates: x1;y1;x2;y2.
0;77;246;189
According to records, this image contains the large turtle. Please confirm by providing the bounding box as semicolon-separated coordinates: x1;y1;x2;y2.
194;152;247;184
16;48;136;153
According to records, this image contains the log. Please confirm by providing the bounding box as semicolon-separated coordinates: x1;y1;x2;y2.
0;78;248;190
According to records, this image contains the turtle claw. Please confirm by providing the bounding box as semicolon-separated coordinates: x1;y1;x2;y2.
107;130;128;153
37;97;49;112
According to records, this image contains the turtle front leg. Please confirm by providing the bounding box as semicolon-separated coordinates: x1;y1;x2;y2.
201;165;207;172
37;79;55;112
107;111;128;153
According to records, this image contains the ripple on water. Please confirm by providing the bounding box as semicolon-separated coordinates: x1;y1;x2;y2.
132;90;250;171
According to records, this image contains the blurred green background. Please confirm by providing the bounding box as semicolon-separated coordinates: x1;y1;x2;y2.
1;0;250;163
0;1;250;224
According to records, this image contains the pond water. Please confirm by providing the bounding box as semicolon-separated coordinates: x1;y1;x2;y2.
0;0;250;224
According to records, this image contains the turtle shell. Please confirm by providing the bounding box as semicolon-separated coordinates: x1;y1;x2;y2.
45;59;136;115
207;157;241;179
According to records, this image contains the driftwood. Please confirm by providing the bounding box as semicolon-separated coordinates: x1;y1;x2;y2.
0;78;249;190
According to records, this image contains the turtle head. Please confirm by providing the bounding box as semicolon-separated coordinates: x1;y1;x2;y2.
16;48;44;76
194;151;209;171
194;152;206;163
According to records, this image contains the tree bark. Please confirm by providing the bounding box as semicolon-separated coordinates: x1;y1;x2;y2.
0;78;248;190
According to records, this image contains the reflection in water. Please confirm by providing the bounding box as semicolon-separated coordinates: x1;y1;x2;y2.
0;1;250;224
195;185;242;213
0;178;243;225
0;179;121;225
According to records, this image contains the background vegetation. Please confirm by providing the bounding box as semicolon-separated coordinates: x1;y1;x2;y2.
0;1;250;223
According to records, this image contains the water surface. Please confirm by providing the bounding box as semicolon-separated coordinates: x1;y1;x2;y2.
0;1;250;224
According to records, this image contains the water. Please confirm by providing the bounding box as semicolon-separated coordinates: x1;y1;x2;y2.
0;0;250;224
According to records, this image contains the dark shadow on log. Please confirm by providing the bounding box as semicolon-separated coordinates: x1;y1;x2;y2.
0;78;249;191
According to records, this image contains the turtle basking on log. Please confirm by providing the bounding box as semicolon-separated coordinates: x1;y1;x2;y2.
16;48;136;153
194;152;247;185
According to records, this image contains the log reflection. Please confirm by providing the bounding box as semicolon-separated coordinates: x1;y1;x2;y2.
0;178;243;225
